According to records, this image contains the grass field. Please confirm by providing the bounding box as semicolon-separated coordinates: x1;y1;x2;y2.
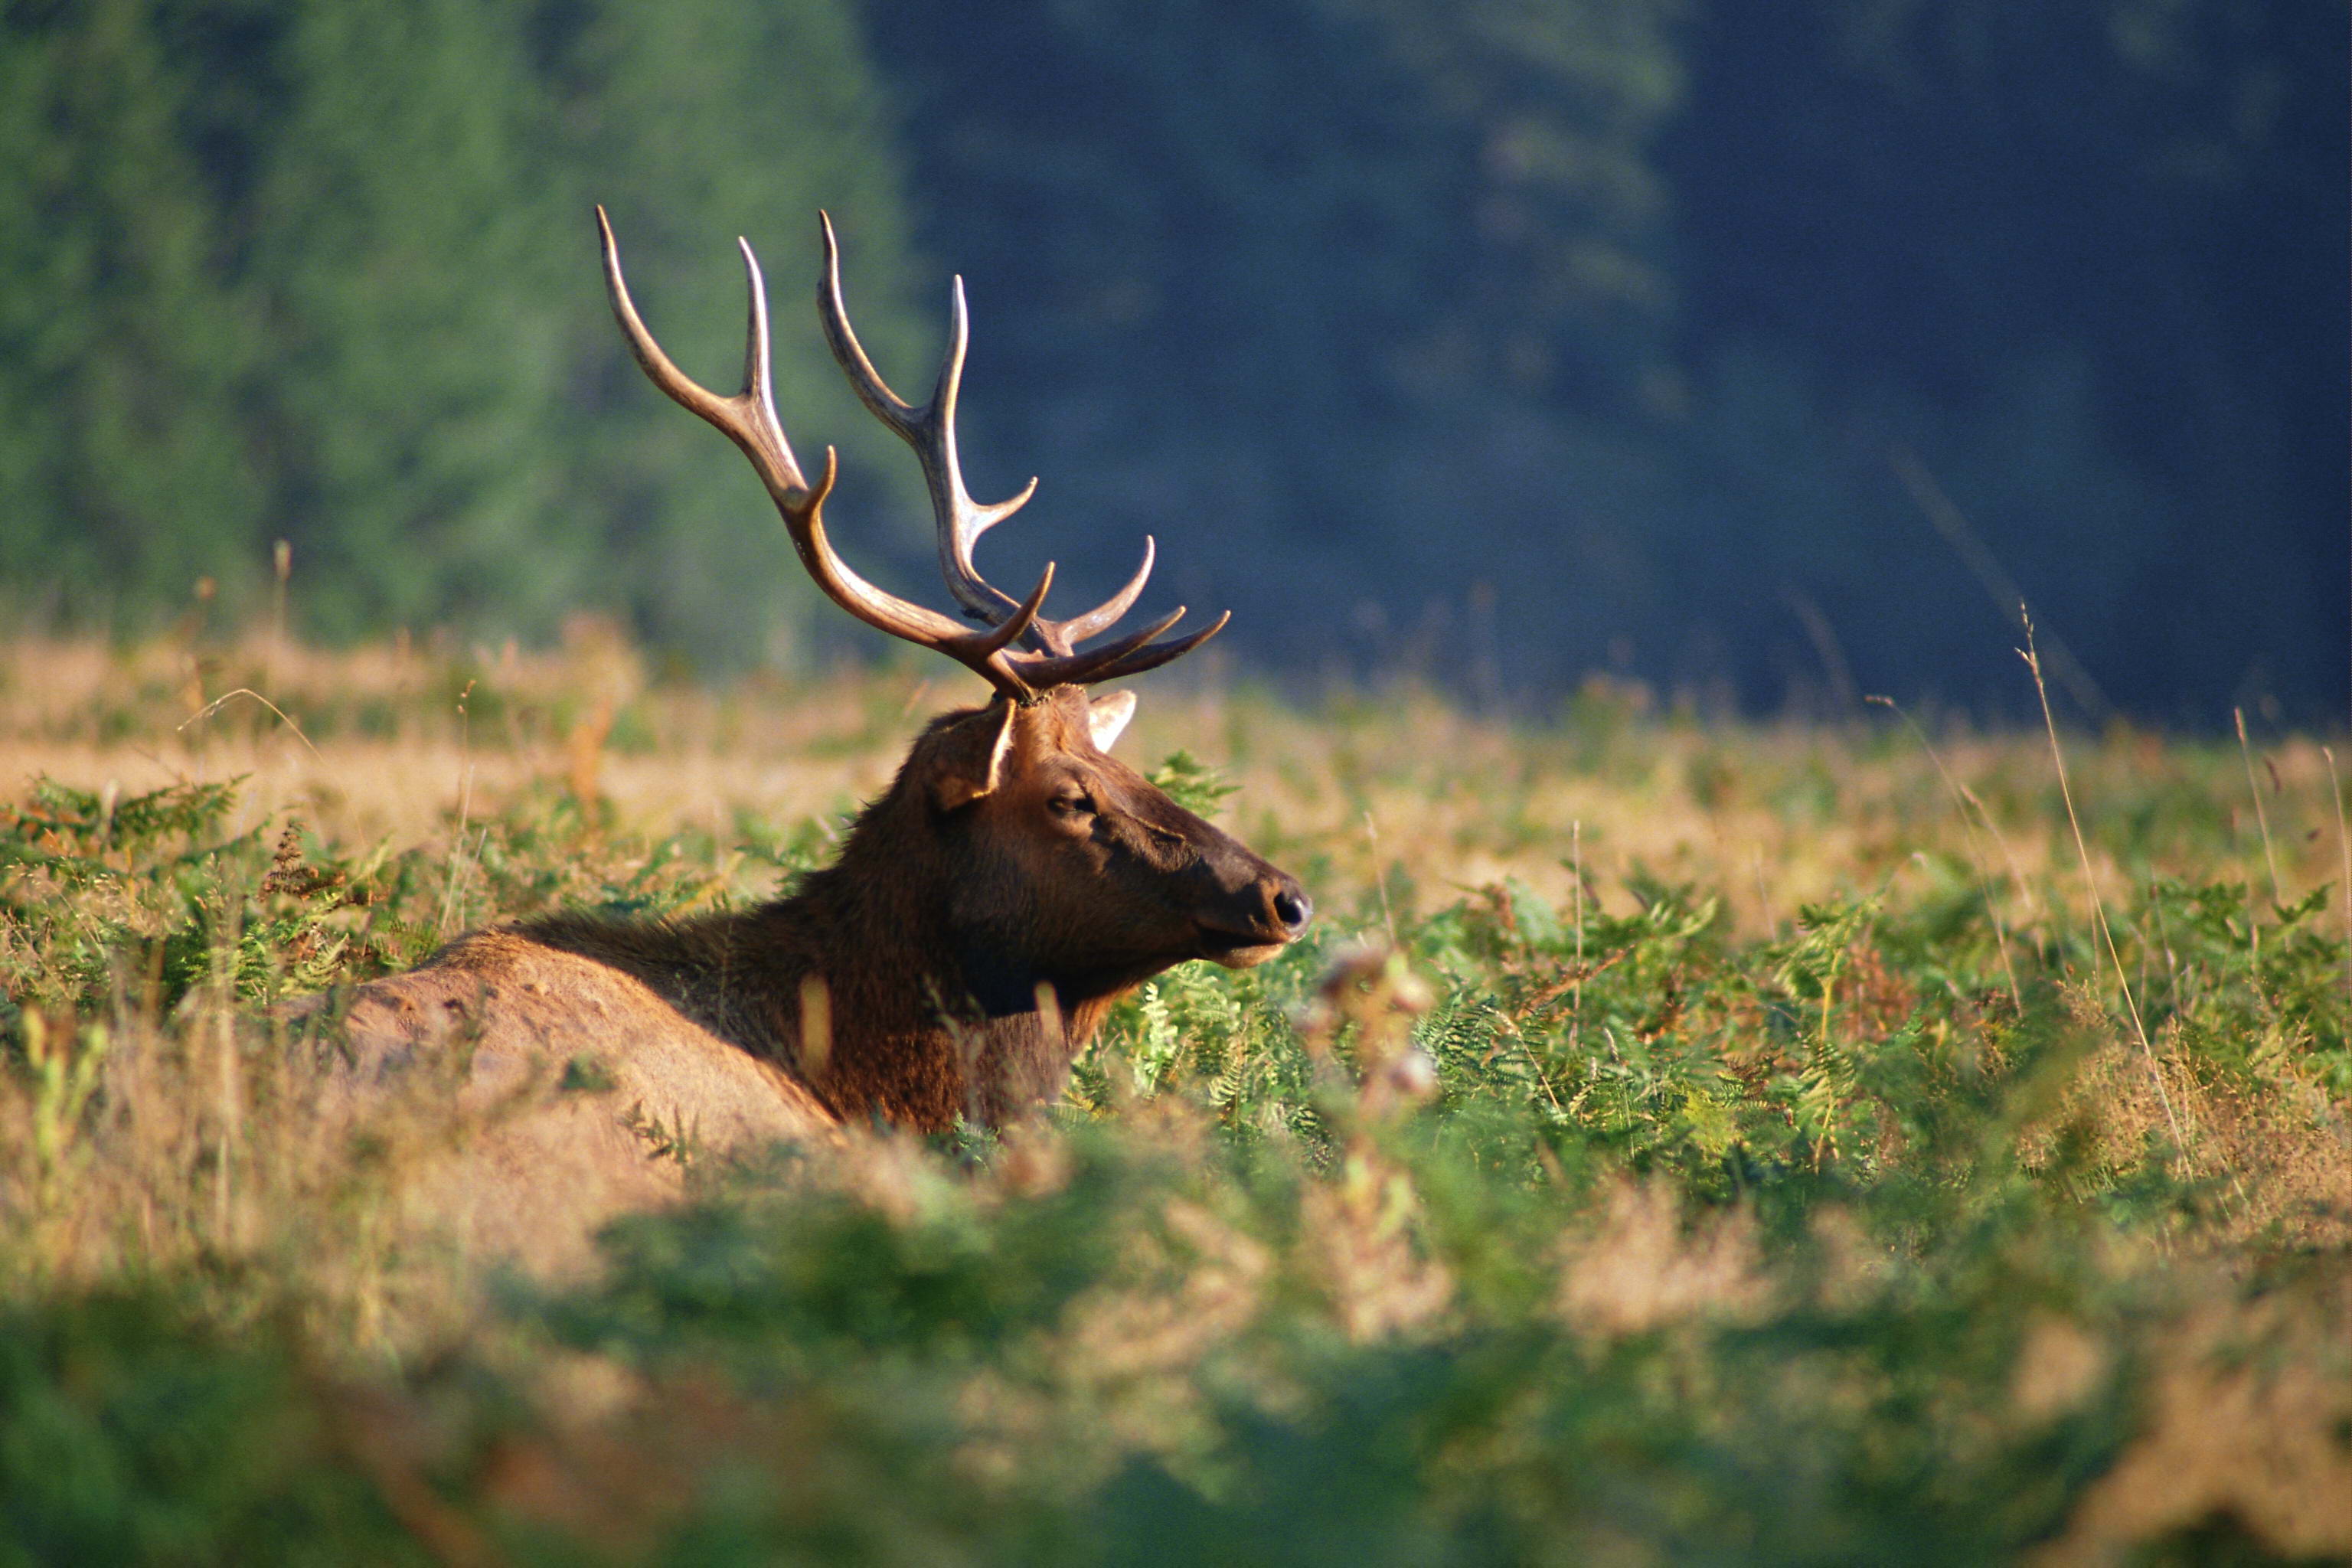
2;628;2348;1566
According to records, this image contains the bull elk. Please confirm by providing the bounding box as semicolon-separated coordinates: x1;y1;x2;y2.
315;211;1309;1261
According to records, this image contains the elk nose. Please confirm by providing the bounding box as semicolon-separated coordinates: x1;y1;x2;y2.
1272;884;1314;936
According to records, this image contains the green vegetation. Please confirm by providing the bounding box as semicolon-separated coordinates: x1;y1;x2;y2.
0;0;920;660
2;634;2346;1563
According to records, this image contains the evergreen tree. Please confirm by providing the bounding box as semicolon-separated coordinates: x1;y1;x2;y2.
0;0;926;660
0;0;264;622
528;0;927;662
1664;0;2349;717
858;0;1688;678
242;0;570;635
2;0;2338;715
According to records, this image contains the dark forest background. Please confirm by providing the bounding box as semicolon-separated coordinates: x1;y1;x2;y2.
2;0;2344;725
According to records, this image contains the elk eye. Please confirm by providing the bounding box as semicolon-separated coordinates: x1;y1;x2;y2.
1050;789;1094;819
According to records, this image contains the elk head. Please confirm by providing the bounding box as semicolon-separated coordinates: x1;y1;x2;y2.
594;207;1312;1029
903;686;1311;1018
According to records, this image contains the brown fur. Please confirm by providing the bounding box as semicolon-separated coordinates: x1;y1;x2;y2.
314;688;1306;1265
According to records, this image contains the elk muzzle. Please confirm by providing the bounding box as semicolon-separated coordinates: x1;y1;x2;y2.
1191;856;1314;967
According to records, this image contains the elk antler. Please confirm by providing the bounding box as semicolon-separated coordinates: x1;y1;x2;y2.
596;207;1227;700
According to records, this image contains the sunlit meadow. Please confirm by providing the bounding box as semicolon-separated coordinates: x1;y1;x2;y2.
2;626;2347;1565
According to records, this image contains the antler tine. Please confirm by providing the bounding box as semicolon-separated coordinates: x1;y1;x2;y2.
1053;610;1232;688
599;207;1054;701
812;213;919;433
816;216;1031;626
1055;537;1157;645
1019;605;1188;688
816;215;1162;658
606;207;1223;700
599;205;812;505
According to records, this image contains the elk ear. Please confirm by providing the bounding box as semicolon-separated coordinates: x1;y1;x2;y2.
930;701;1019;812
1086;690;1138;751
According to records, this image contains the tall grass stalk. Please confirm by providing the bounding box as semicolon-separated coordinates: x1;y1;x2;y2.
439;680;478;939
2237;707;2284;905
1570;818;1589;1054
1364;808;1397;947
2021;617;2193;1166
2327;745;2352;1009
176;688;325;763
267;539;292;697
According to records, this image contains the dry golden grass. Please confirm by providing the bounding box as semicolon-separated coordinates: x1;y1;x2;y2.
11;626;2347;940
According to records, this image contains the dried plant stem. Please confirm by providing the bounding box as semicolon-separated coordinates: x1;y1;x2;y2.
1571;820;1586;1049
1958;780;2044;926
439;682;478;939
213;956;241;1248
2022;619;2193;1166
2236;707;2282;906
266;538;292;694
799;975;834;1080
2325;746;2352;1008
1364;810;1398;948
438;787;478;939
1894;447;2109;719
177;687;324;763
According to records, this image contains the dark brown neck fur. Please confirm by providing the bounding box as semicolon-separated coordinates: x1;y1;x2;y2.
518;737;1125;1133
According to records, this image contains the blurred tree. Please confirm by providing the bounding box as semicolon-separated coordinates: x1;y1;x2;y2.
1345;0;1685;408
525;0;928;662
1662;0;2349;718
866;0;2344;720
237;0;568;634
0;0;926;662
0;0;265;620
0;0;2338;719
859;0;1687;681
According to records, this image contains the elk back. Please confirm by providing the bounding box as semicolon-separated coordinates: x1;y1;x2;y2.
300;933;835;1278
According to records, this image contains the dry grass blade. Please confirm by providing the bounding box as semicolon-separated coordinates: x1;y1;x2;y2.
2236;707;2283;906
177;687;325;763
2020;615;2213;1195
1893;446;2109;721
2327;746;2352;1008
